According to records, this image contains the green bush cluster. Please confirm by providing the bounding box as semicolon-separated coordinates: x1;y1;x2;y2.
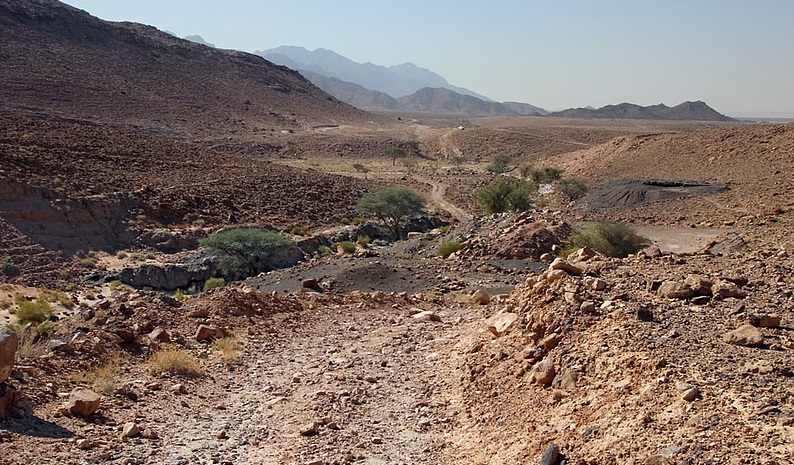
200;228;294;280
203;277;225;292
339;241;356;254
475;180;534;214
566;222;650;258
438;241;462;258
486;154;512;173
557;178;588;200
17;299;52;326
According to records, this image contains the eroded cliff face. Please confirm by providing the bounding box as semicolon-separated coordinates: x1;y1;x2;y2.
0;178;135;253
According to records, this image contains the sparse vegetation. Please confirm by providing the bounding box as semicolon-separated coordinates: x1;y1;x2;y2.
451;155;467;168
352;163;369;178
290;225;310;236
565;221;650;258
475;180;534;214
357;187;426;239
74;356;121;395
109;279;123;291
317;245;333;256
1;256;18;277
79;257;97;268
518;164;534;179
200;228;294;280
531;166;564;184
340;217;351;225
116;251;128;259
173;289;186;301
203;277;225;292
356;235;370;247
385;146;406;166
352;217;367;225
149;348;202;377
339;241;356;254
486;154;512;173
213;336;240;361
438;241;461;258
16;299;52;326
557;177;588;200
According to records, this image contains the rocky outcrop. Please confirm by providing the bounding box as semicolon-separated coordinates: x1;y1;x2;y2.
116;253;219;290
0;327;18;384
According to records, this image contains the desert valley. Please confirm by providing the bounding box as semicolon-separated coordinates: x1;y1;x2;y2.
0;1;793;464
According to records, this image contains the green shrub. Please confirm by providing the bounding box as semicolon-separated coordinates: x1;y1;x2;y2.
79;257;97;268
486;154;512;173
173;289;186;301
340;217;351;225
200;228;294;280
438;241;462;258
518;164;534;179
352;217;367;225
290;225;310;236
357;187;426;239
16;299;52;326
475;180;534;214
339;241;356;254
531;166;564;184
356;235;370;246
1;256;18;277
566;222;650;258
557;177;588;200
317;245;332;256
203;277;225;292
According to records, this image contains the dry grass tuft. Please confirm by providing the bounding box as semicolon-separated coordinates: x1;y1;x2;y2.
73;355;121;395
212;336;240;361
149;348;202;377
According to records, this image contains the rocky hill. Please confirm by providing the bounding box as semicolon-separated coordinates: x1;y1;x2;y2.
0;0;372;137
550;101;735;122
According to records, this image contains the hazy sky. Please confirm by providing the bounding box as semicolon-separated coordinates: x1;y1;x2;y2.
62;0;794;117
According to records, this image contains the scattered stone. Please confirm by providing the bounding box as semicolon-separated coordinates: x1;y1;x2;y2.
682;387;700;402
470;289;491;305
559;370;578;390
549;258;583;276
171;384;188;395
487;312;519;337
539;333;562;351
723;324;764;347
195;324;223;342
302;279;322;292
141;429;159;439
637;306;654;322
712;279;746;299
684;274;713;296
0;328;18;384
188;308;210;318
371;436;383;444
568;246;597;262
121;422;141;438
583;277;607;291
644;455;673;465
411;311;441;322
657;281;694;299
67;389;101;417
148;327;171;343
300;422;321;436
533;358;556;387
47;339;74;352
580;301;596;313
691;295;710;305
76;438;97;450
749;314;781;328
539;253;554;263
539;443;561;465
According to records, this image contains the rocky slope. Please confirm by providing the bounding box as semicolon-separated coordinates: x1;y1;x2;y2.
0;0;374;137
550;101;735;122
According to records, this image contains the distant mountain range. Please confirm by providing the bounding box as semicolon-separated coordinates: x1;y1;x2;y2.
549;101;736;122
258;46;492;100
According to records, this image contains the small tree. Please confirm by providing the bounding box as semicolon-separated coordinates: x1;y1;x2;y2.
199;228;293;280
475;180;533;214
405;139;420;156
385;146;406;166
352;163;369;179
357;187;426;239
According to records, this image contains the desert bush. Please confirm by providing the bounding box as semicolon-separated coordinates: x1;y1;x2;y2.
475;180;534;214
340;217;351;225
1;256;18;277
16;299;52;326
352;217;367;225
213;336;239;361
317;245;332;256
357;187;426;239
557;177;589;200
531;166;564;184
173;289;186;301
79;257;97;268
438;241;461;258
339;241;356;254
518;164;534;179
200;228;293;280
290;225;310;236
203;277;225;292
356;235;370;247
566;222;650;258
149;348;202;377
451;155;467;167
486;154;512;173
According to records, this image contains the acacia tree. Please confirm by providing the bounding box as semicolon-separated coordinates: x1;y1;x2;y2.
385;146;406;166
357;187;426;239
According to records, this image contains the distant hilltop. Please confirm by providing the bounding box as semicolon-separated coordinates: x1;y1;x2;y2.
549;101;736;122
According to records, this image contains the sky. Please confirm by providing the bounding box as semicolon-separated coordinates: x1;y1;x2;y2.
62;0;794;117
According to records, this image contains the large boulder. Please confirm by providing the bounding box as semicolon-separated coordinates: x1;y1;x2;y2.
68;389;101;417
0;327;18;384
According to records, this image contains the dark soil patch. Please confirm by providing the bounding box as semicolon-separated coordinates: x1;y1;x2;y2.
582;179;729;211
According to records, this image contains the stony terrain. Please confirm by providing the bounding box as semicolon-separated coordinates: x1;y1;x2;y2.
1;1;793;464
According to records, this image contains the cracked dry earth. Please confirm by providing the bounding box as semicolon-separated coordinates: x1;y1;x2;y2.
1;291;487;465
